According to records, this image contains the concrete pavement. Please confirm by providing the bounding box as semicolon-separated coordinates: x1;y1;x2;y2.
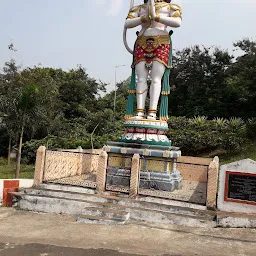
0;208;255;256
0;243;154;256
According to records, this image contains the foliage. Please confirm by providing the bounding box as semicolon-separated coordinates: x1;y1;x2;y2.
170;39;256;119
167;116;247;156
1;39;256;165
0;157;34;179
22;120;123;164
220;141;256;165
246;118;256;139
170;46;233;117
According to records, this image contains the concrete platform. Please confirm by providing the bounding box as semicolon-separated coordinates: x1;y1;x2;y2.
14;184;215;228
13;184;256;229
0;208;256;256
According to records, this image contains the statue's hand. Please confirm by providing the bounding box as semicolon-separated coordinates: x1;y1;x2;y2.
140;15;149;23
150;0;156;19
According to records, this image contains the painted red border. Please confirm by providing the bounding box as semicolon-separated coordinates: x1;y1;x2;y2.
224;171;256;206
3;180;19;207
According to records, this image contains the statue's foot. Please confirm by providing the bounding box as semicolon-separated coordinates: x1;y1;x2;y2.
147;113;156;120
133;112;145;120
147;110;157;120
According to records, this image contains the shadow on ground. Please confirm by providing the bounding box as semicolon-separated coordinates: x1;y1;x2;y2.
0;243;182;256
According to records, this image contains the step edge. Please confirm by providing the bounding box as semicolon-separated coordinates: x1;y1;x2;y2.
26;188;213;216
77;214;126;222
20;194;214;221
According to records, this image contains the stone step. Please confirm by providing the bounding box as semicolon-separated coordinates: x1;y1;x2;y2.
130;207;215;228
77;214;127;225
40;183;207;210
39;183;96;194
24;187;214;219
82;207;130;221
14;192;216;228
217;211;256;228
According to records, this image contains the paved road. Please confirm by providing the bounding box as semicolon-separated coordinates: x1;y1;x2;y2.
0;243;182;256
0;208;255;256
0;243;159;256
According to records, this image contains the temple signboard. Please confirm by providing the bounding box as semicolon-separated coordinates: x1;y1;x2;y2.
224;171;256;206
218;159;256;214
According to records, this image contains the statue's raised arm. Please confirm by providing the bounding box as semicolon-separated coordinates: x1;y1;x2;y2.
125;2;150;29
150;0;182;27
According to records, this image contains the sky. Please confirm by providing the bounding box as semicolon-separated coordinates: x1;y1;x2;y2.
0;0;256;92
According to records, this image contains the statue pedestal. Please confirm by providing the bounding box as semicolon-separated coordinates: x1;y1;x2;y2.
103;141;182;193
120;119;171;147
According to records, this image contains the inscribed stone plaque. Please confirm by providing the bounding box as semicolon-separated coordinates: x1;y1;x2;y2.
224;171;256;205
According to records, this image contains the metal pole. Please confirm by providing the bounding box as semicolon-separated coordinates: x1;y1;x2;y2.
113;66;117;117
113;65;126;121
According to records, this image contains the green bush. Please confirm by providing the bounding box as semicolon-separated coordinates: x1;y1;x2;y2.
21;116;252;162
246;118;256;139
167;116;247;156
21;126;123;164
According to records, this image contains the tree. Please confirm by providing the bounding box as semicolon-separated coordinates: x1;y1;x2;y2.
170;46;233;117
98;79;130;121
59;67;106;119
16;83;42;177
225;39;256;118
0;82;41;177
0;59;21;165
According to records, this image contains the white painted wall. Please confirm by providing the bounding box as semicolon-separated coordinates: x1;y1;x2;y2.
0;179;33;205
19;179;34;188
0;180;3;205
217;159;256;214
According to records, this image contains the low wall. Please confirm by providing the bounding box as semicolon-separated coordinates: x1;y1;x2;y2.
34;147;101;185
0;179;34;206
34;146;219;208
177;156;219;209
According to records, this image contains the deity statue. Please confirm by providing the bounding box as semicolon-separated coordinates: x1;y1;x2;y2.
105;0;183;192
124;0;182;121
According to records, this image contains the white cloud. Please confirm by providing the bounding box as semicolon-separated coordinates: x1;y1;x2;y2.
107;0;124;16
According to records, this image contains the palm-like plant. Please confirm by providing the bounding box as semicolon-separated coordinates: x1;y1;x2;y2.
228;117;245;130
0;83;41;177
15;84;41;178
189;116;208;126
213;117;228;129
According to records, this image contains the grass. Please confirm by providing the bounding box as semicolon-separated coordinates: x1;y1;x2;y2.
0;158;35;179
219;141;256;165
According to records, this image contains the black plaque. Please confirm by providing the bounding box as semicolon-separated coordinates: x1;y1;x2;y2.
225;171;256;204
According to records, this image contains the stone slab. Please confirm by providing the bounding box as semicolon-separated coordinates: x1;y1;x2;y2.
106;141;179;151
178;156;212;166
104;146;181;159
217;159;256;214
139;180;207;205
217;212;256;228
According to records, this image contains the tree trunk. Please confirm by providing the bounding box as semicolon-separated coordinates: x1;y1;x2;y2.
7;136;11;166
15;125;24;179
